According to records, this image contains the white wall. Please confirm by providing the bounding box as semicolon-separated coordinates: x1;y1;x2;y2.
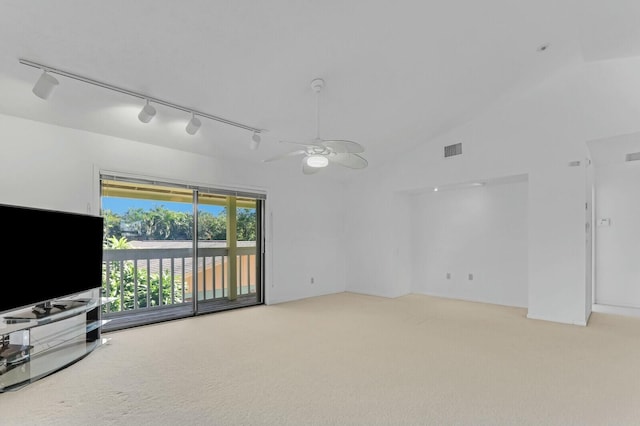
345;55;640;325
593;163;640;307
343;176;412;298
590;151;640;308
0;113;347;305
585;155;594;320
345;62;592;325
410;179;528;308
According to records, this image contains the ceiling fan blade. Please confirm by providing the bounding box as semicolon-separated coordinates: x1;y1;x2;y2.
321;139;365;154
280;140;322;148
262;150;306;163
330;153;368;169
302;158;323;175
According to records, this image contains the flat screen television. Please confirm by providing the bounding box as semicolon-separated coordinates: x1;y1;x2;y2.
0;203;104;315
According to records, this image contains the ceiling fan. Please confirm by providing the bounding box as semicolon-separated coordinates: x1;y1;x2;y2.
263;78;368;175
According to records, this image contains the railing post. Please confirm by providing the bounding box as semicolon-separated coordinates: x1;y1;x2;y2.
227;196;238;301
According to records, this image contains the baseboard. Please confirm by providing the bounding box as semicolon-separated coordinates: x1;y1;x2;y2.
592;304;640;318
418;291;528;310
526;312;588;326
266;290;346;305
344;288;409;299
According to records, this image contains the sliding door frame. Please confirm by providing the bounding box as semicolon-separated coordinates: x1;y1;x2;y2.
99;171;266;330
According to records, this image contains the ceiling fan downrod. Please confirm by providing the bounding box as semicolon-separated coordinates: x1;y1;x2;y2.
311;78;324;141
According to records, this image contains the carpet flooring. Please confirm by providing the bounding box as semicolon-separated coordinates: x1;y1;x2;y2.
1;292;639;425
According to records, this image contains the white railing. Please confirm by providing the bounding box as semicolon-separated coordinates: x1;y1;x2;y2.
102;247;257;315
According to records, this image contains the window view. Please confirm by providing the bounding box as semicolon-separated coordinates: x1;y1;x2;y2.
195;192;259;305
100;177;263;330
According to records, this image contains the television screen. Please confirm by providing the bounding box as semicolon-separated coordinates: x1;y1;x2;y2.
0;203;104;314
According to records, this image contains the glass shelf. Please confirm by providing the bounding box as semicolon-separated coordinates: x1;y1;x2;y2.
86;319;111;334
0;344;31;364
1;300;90;331
0;319;38;335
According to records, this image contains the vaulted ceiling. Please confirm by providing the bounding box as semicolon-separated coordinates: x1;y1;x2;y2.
0;0;638;173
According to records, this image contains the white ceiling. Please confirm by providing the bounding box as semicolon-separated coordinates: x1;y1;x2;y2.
0;0;639;174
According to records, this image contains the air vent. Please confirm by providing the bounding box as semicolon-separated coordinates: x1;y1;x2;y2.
444;143;462;158
625;152;640;162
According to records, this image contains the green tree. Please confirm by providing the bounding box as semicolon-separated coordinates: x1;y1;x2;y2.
103;203;256;242
198;210;226;240
236;208;256;241
102;210;123;241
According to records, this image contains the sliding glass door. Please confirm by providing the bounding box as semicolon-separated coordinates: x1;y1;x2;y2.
194;192;262;313
100;175;264;331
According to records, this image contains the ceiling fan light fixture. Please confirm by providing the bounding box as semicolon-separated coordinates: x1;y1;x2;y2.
306;155;329;168
266;77;367;174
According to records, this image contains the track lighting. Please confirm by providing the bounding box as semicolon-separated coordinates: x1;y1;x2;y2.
138;99;156;123
32;70;59;100
185;112;201;135
306;155;329;168
250;132;261;150
20;58;266;146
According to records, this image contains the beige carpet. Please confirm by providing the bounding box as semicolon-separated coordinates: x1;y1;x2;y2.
2;292;639;426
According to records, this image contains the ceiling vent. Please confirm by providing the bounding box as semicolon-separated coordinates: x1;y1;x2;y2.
444;143;462;158
625;152;640;162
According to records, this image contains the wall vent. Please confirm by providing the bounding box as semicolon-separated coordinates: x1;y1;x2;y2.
625;152;640;162
444;142;462;158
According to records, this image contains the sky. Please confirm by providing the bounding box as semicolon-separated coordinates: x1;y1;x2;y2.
102;197;224;216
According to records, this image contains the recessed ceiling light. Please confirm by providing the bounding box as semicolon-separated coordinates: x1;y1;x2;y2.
537;43;551;52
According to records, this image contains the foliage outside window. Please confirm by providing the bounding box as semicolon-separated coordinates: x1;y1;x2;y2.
102;206;256;242
102;236;184;312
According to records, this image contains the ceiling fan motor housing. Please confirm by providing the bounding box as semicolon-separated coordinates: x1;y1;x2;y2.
311;78;325;93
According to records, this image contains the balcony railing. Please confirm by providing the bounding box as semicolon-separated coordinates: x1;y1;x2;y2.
102;245;257;316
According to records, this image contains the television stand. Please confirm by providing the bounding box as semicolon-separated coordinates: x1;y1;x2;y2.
0;288;113;392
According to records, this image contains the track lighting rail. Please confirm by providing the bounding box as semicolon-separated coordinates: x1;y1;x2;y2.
18;58;265;134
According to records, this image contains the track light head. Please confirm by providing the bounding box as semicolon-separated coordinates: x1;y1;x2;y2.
138;100;156;123
185;113;201;135
32;70;59;100
250;132;261;150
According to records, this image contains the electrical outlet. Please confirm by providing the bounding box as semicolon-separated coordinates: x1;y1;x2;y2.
468;273;474;281
446;273;451;279
310;277;315;284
